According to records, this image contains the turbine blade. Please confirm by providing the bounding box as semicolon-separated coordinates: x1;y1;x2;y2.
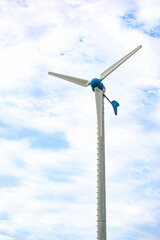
99;45;142;81
48;72;90;87
95;88;103;137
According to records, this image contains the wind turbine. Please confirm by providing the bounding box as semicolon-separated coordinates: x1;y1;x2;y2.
48;45;142;240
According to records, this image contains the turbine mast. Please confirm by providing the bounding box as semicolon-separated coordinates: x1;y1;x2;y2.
95;88;106;240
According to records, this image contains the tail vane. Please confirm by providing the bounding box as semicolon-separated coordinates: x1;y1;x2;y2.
104;94;119;115
111;100;119;115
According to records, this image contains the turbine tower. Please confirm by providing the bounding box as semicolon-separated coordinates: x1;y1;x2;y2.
48;45;142;240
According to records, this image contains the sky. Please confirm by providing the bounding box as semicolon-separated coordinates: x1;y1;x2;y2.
0;0;160;239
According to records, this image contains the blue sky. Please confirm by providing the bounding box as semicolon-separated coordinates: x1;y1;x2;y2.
0;0;160;239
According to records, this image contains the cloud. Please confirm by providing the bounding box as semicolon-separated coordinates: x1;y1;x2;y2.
121;11;160;38
0;0;159;239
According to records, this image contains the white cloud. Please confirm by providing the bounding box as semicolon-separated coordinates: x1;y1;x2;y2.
0;0;159;239
137;0;160;28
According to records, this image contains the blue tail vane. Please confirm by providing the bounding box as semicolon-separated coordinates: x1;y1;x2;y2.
111;100;119;115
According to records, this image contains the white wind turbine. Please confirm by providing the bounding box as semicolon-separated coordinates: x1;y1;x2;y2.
48;45;142;240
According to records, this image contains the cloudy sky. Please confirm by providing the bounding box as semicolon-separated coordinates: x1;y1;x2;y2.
0;0;159;239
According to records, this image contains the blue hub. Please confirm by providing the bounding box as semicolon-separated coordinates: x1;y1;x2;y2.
90;78;105;92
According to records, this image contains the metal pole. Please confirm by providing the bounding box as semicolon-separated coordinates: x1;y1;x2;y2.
97;95;106;240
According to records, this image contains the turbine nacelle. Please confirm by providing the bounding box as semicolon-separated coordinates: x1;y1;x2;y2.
90;78;106;93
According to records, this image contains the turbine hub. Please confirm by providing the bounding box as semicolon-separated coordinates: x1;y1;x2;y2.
90;78;105;92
